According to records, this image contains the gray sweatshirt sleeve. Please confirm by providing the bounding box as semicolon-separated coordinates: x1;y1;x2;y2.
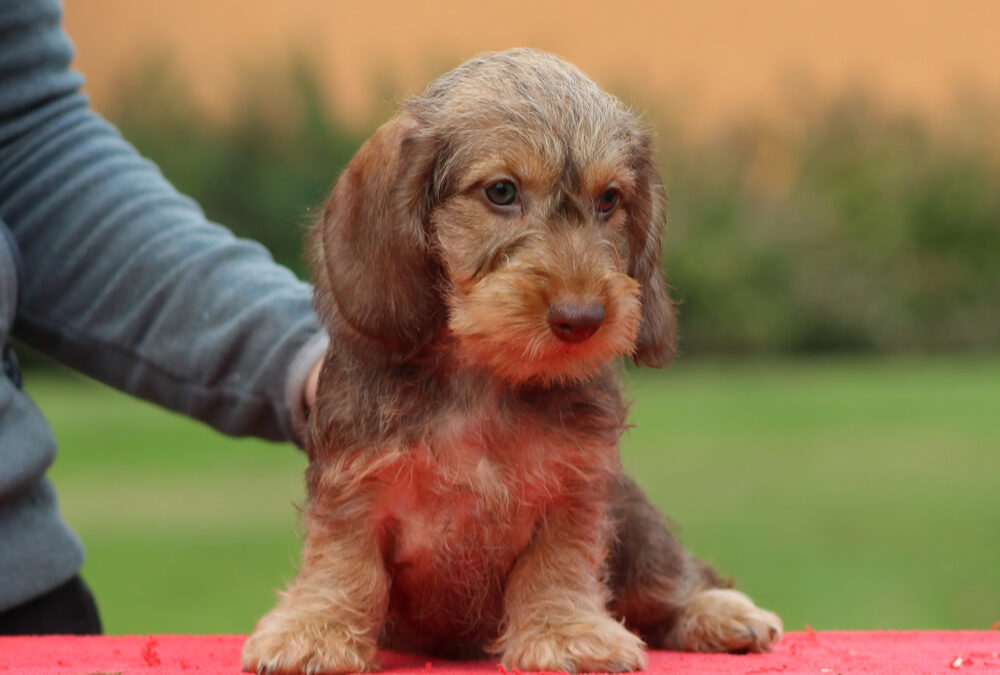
0;0;328;444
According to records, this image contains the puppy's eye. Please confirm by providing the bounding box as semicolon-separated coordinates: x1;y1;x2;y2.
484;180;518;206
596;189;620;215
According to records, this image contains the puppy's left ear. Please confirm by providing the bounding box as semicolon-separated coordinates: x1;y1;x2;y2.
627;136;678;368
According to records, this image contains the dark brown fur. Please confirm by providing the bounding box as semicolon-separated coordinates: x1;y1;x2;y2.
243;49;781;675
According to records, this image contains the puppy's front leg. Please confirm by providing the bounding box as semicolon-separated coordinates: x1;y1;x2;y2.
242;497;389;675
497;493;647;674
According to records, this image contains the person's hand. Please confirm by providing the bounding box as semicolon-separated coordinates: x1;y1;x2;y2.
304;356;322;413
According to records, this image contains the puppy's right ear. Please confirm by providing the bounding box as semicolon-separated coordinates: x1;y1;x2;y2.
311;113;441;357
626;133;678;369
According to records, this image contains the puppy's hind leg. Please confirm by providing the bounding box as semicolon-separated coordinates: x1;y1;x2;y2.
242;497;390;674
607;476;783;654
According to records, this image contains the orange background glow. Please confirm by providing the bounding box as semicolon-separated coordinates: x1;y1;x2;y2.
65;1;1000;131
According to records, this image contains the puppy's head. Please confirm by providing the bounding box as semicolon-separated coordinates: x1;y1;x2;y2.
313;48;676;383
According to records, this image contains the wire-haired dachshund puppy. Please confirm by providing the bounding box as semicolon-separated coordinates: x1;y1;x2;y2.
242;48;782;675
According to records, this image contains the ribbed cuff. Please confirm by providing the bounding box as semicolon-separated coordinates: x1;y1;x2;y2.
284;330;329;447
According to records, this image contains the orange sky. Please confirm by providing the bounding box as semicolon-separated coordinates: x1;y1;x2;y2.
64;1;1000;131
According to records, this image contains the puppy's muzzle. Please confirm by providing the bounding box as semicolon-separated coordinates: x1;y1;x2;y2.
548;300;605;343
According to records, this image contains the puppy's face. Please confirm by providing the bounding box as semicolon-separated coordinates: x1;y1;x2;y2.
315;49;676;385
431;112;644;384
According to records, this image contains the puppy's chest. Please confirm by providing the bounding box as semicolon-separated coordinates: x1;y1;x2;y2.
373;388;619;569
345;384;623;647
371;411;577;570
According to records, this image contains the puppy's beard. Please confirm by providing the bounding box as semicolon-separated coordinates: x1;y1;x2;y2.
447;267;642;385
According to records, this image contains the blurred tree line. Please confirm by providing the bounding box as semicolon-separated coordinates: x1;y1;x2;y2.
108;62;1000;356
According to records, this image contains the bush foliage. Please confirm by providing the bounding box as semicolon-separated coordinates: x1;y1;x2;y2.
109;64;1000;355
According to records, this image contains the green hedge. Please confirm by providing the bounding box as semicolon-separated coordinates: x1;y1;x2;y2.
109;64;1000;355
658;92;1000;354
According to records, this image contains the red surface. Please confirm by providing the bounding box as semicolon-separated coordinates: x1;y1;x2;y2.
1;632;999;674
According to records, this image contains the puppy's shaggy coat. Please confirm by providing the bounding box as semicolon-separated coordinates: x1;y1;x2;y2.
243;49;781;675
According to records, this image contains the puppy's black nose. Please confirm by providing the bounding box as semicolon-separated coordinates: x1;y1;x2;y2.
548;301;605;343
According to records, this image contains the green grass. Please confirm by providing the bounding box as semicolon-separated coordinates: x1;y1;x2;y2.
28;369;308;635
622;356;1000;632
24;356;1000;635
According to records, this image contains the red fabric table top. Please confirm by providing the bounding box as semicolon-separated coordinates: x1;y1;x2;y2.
1;631;998;674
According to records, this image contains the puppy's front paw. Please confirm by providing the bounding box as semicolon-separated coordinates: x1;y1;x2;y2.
501;612;647;673
242;622;376;675
673;588;783;654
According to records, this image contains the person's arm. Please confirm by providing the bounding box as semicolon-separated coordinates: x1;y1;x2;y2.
0;0;327;443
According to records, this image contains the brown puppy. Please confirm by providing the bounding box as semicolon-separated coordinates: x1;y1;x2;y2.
242;48;782;675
